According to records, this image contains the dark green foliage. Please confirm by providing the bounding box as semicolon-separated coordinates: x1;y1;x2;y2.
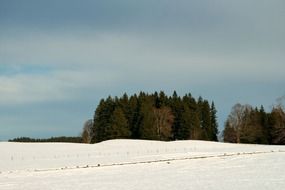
170;93;183;140
200;100;211;140
91;91;218;143
9;136;83;143
129;94;140;138
109;107;131;139
139;100;157;140
92;98;115;143
210;102;219;141
180;105;192;140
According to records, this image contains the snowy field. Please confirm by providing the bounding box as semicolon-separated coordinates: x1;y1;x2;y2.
0;140;285;190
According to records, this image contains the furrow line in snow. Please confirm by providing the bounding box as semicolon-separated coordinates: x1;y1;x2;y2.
2;150;282;175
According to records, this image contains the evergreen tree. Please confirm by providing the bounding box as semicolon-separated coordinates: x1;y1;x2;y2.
156;91;168;107
138;99;157;140
260;105;270;144
180;105;192;139
182;93;201;140
108;107;131;139
210;102;219;141
200;100;211;140
92;99;107;143
92;97;115;143
170;91;183;140
190;111;202;140
91;91;218;143
129;94;140;138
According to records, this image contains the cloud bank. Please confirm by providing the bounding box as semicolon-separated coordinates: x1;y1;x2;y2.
0;0;284;140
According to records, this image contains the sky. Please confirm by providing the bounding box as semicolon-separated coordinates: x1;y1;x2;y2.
0;0;285;141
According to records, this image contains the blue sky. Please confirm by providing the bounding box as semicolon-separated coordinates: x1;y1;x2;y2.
0;0;285;140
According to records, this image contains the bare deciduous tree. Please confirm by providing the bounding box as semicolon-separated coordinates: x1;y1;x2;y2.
227;103;252;143
271;107;285;144
276;95;285;110
82;119;94;143
153;106;174;140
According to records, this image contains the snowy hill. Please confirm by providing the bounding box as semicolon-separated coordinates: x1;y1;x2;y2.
1;140;285;190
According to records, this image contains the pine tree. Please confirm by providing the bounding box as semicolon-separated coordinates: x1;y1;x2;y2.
91;91;217;143
210;102;219;141
139;99;157;140
182;94;201;140
180;105;192;139
170;91;183;140
129;94;140;138
259;105;270;144
200;100;211;140
108;107;131;139
190;111;202;140
93;99;107;143
92;97;115;142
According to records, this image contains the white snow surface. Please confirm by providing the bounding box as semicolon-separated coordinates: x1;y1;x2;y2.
0;140;285;190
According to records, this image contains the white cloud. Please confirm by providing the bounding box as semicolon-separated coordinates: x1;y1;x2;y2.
0;73;66;104
0;68;123;105
0;25;284;105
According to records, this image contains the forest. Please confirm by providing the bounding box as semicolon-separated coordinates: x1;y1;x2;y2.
223;103;285;145
9;91;285;145
82;91;219;143
9;136;83;143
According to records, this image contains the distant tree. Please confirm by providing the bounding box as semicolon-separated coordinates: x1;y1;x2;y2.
182;94;201;140
275;95;285;111
82;119;94;143
225;103;252;143
92;99;106;143
139;99;157;140
108;107;131;139
223;120;237;143
170;91;183;140
153;106;174;140
260;105;270;144
9;136;83;143
269;107;285;144
129;94;140;138
200;100;211;140
92;97;115;143
155;91;168;108
190;112;202;140
210;102;219;141
90;91;217;143
239;109;263;144
180;105;192;140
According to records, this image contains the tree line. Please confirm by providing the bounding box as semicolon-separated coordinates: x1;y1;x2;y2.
9;136;83;143
9;92;284;145
83;91;219;143
223;103;285;145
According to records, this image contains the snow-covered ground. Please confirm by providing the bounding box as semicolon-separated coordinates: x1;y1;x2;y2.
1;140;285;190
